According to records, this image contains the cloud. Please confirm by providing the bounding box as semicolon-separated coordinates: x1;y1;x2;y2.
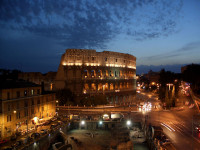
0;0;183;49
141;41;200;61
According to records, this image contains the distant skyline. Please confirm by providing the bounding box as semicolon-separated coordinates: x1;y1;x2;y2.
0;0;200;74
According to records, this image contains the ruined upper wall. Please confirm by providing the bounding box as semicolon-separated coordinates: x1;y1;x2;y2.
61;49;136;69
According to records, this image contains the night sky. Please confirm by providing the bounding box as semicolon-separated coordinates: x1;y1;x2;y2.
0;0;200;74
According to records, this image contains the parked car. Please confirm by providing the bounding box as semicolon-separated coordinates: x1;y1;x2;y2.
0;139;8;145
19;137;29;144
195;125;200;132
43;120;51;126
31;132;40;139
2;146;13;150
52;142;63;150
10;134;17;141
50;123;59;129
40;129;47;135
51;117;57;122
12;140;23;149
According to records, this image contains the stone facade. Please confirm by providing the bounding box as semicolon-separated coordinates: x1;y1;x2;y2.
0;81;56;139
55;49;136;105
18;72;56;91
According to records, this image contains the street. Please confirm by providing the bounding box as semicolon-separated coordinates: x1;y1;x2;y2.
134;90;200;150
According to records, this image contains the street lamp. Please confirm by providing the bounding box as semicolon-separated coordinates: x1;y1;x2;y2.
126;120;131;126
99;120;103;125
81;120;85;125
166;83;173;90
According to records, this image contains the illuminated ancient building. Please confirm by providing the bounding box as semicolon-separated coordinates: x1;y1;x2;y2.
55;49;136;105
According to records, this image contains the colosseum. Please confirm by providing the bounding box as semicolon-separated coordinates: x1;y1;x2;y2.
55;49;136;105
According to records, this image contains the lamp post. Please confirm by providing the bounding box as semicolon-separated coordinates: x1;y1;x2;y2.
166;83;173;90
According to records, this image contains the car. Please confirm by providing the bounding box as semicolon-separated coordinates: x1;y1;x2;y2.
195;125;200;132
40;129;47;135
52;142;63;150
31;132;40;139
10;134;17;141
12;140;23;149
19;137;29;144
43;120;51;126
0;139;8;145
50;123;59;129
51;117;57;122
2;146;13;150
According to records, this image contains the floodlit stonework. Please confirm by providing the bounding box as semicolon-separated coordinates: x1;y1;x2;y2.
55;49;136;104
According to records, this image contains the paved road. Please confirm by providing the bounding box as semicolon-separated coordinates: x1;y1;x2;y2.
136;91;200;150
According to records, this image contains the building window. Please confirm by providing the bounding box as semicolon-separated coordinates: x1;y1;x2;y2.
110;71;113;77
16;112;20;119
105;83;108;90
92;57;95;61
116;59;117;62
98;83;103;91
24;100;28;107
110;83;114;90
24;109;28;117
8;104;11;112
37;89;40;95
31;107;34;114
91;70;95;77
84;70;88;78
77;56;80;60
17;102;20;109
91;83;96;91
46;97;48;102
37;106;40;113
115;83;118;90
31;98;34;105
17;91;20;98
31;89;34;95
42;106;44;112
7;92;10;100
7;115;11;122
115;71;117;77
124;60;126;63
105;57;107;61
50;83;53;91
24;90;27;96
105;70;108;77
97;70;102;77
37;98;40;104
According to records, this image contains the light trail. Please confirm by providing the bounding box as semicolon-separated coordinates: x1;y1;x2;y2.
161;123;176;132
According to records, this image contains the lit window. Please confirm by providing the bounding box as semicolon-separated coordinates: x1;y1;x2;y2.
98;83;103;91
91;83;96;91
105;83;108;90
24;90;27;96
110;83;114;90
31;89;34;95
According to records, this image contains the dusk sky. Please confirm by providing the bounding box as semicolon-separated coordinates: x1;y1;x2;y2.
0;0;200;74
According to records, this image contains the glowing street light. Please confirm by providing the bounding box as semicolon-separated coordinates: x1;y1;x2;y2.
81;120;85;125
99;121;103;125
126;120;131;126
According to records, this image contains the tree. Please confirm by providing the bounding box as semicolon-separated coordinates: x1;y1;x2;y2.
158;69;180;106
182;64;200;94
